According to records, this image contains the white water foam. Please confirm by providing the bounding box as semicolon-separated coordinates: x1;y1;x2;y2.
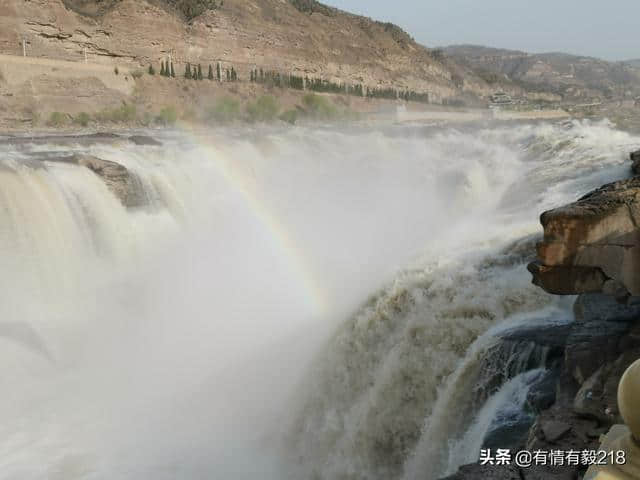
0;119;637;479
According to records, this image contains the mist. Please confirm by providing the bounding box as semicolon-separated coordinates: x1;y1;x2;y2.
0;121;638;479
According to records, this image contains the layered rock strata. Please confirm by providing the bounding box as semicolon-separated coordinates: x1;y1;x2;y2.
528;151;640;300
444;151;640;480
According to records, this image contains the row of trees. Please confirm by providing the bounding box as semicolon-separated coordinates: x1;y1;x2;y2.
148;61;176;77
146;60;433;103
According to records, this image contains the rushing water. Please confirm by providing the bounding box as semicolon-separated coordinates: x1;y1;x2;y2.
0;120;638;479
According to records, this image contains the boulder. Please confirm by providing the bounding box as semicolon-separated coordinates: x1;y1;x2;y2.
46;153;145;208
529;176;640;297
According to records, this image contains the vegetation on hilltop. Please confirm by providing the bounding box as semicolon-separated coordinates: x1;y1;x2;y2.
62;0;220;20
288;0;335;16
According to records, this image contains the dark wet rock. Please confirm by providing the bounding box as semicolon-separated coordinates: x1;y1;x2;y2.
498;324;572;351
564;321;630;385
526;369;559;413
540;420;572;442
46;153;145;208
440;463;521;480
527;406;599;451
521;465;579;480
128;135;162;146
482;418;533;454
573;293;640;323
573;329;640;424
631;150;640;175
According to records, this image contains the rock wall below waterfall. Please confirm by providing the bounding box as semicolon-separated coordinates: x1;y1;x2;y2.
443;151;640;480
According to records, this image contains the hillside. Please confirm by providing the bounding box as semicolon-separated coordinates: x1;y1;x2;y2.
0;0;470;100
443;44;640;101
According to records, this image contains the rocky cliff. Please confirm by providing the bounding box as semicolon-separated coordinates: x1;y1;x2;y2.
0;0;465;98
529;151;640;300
445;151;640;480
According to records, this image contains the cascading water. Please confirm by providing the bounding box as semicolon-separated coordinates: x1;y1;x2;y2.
0;120;638;479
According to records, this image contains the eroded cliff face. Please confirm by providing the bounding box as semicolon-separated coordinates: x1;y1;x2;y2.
446;151;640;480
0;0;462;98
528;152;640;300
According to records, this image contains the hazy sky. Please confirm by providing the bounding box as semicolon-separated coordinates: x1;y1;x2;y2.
323;0;638;61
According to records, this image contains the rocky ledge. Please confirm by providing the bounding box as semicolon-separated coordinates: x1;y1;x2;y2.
0;132;162;147
46;153;146;208
528;150;640;300
444;150;640;480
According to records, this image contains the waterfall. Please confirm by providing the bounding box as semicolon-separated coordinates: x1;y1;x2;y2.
0;120;638;479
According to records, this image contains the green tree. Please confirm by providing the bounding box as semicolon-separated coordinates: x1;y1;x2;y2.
170;62;175;77
197;64;203;80
149;64;156;75
217;62;221;81
160;61;166;76
226;69;230;81
208;64;214;80
185;63;192;79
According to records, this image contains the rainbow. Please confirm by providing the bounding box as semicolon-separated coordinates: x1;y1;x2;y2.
183;129;328;316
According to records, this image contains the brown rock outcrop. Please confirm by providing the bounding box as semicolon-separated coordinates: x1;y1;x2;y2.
47;153;145;207
528;175;640;299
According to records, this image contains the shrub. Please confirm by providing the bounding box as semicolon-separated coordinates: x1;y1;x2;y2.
288;0;334;16
206;97;240;123
246;95;279;122
114;66;119;75
47;111;67;127
155;106;178;126
142;111;154;126
74;112;91;127
279;109;298;124
96;103;137;123
131;69;144;78
302;93;337;118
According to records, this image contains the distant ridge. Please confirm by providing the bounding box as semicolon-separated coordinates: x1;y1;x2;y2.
442;44;640;100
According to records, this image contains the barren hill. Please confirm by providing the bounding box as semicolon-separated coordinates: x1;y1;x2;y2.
0;0;473;100
443;44;640;101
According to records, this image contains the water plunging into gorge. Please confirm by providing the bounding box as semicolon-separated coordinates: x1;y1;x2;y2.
0;120;638;479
